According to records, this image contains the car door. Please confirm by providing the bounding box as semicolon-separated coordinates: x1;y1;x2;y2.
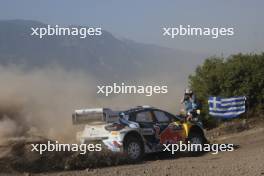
133;110;158;145
153;110;184;144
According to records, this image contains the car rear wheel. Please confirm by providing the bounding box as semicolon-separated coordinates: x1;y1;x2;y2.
124;137;144;162
188;133;204;156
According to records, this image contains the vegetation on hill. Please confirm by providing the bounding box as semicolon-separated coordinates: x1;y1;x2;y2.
189;53;264;128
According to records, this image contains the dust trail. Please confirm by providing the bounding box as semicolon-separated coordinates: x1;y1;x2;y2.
0;65;99;143
0;65;185;144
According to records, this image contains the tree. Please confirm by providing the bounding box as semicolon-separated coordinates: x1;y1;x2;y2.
189;53;264;128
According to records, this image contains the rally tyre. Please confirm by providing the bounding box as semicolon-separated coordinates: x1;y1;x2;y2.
124;137;144;162
188;133;204;156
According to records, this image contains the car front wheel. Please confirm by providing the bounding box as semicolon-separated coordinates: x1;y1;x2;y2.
124;137;144;162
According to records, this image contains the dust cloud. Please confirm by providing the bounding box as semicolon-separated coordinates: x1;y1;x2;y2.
0;65;185;144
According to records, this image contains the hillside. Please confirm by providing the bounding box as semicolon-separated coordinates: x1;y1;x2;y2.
0;20;206;82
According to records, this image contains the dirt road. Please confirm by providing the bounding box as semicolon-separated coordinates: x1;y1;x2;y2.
26;127;263;176
0;125;263;176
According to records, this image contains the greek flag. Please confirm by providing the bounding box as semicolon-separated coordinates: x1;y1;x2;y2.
208;96;246;118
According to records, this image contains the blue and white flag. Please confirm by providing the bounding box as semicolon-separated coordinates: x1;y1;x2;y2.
208;96;246;119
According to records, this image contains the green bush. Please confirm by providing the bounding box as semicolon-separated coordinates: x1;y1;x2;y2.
189;53;264;128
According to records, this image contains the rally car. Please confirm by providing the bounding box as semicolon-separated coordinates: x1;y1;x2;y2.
72;106;207;161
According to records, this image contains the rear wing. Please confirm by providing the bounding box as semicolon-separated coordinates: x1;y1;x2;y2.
72;108;120;125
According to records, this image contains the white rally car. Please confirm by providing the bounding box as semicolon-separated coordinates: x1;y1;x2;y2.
72;106;206;162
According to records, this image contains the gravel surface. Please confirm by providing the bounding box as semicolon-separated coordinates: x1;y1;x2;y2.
34;127;264;176
1;127;263;176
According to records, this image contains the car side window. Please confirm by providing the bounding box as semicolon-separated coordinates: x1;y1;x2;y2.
136;111;153;123
153;111;170;123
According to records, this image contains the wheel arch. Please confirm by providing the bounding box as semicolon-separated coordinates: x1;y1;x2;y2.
188;125;207;142
123;130;144;148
